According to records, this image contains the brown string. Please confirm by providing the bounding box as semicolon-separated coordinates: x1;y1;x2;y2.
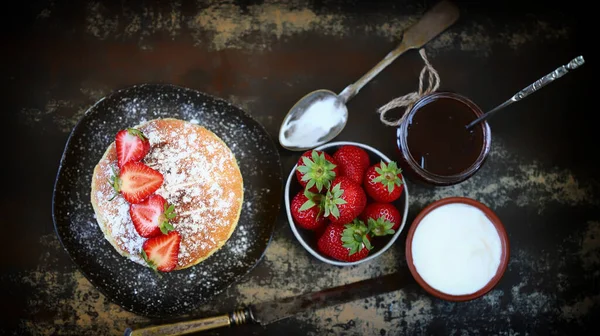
377;48;441;126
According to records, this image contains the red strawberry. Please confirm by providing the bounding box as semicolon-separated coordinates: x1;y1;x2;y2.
322;176;367;225
290;189;328;231
360;202;401;235
115;128;151;168
364;161;404;203
317;219;372;262
295;150;339;193
141;231;181;272
332;145;371;185
110;161;164;204
130;194;177;238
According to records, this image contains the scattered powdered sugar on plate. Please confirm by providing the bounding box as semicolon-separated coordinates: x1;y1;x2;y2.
53;84;282;317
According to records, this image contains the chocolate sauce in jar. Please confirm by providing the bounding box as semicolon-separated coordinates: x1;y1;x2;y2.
406;97;484;176
396;92;491;186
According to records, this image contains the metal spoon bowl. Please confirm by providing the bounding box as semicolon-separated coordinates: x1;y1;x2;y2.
278;90;346;151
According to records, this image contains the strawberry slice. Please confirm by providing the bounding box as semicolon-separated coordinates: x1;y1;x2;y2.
115;128;150;168
110;161;163;204
130;194;177;238
141;231;181;272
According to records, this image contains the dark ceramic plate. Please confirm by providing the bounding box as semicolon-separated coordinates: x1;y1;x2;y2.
52;84;282;317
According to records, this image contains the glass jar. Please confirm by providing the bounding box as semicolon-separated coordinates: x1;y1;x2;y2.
396;92;491;186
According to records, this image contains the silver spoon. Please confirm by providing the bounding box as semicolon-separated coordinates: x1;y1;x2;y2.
278;0;460;151
466;56;585;130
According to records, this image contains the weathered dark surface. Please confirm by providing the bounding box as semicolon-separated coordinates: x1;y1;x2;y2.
1;0;597;335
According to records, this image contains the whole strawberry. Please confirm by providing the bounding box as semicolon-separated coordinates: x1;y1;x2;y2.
317;219;372;262
364;161;404;203
291;189;328;231
296;150;339;193
360;202;401;235
322;176;367;225
333;145;371;185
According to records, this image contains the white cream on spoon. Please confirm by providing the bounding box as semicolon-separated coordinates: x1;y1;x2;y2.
279;93;347;149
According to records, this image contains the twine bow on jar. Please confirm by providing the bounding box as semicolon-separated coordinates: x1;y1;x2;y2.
377;49;441;126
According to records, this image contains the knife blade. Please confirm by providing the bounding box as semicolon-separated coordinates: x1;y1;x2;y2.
124;272;414;336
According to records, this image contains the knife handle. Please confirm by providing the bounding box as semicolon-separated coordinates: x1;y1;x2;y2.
124;307;256;336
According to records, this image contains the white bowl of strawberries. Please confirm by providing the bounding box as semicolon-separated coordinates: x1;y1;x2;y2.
284;141;409;266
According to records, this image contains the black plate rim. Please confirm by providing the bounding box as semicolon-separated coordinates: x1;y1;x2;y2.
51;83;283;318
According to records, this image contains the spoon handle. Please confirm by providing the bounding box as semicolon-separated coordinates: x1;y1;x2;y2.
513;56;585;102
466;56;585;129
338;0;459;103
338;42;411;103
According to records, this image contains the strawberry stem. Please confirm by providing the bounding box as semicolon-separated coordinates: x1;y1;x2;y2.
373;161;403;193
322;183;347;219
341;219;372;255
296;151;337;192
159;203;177;234
107;166;121;201
140;250;160;275
127;128;148;141
367;217;396;236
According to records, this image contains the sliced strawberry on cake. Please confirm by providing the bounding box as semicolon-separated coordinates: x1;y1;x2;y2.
110;161;163;204
115;128;151;168
130;194;177;238
141;231;181;272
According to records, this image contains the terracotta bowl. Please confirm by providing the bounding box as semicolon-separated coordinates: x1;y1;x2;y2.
405;197;510;301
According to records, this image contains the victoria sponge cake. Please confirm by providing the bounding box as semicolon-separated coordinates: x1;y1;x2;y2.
91;118;244;271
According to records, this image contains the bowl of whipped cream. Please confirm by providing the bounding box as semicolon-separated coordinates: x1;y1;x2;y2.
405;197;510;301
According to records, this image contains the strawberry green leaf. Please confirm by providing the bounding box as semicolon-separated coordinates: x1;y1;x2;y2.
367;217;396;236
296;151;337;192
302;155;314;167
107;167;122;200
127;128;148;141
373;161;403;194
362;236;373;250
141;250;162;276
322;182;347;219
300;190;323;212
331;207;340;219
387;182;394;193
341;219;370;256
299;198;316;211
316;180;324;192
341;236;354;243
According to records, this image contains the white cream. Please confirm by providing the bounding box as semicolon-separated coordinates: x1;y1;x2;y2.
411;203;502;296
280;96;347;148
